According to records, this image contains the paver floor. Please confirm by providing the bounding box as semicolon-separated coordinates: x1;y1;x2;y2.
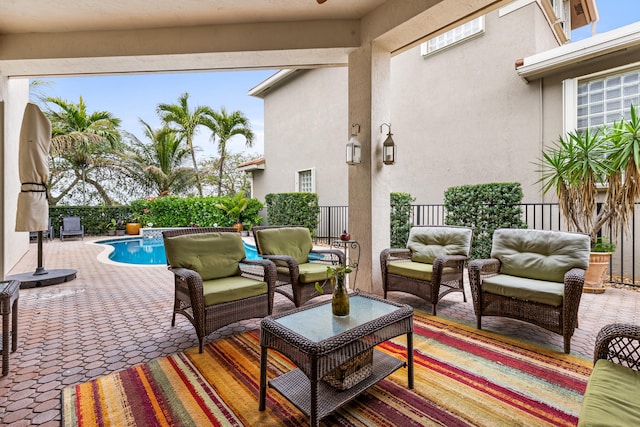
1;237;639;425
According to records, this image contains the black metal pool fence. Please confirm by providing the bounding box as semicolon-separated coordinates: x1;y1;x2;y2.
314;203;639;288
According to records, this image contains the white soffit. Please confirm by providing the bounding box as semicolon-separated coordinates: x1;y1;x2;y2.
518;21;640;81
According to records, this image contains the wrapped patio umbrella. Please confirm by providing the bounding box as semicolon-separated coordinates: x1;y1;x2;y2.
8;103;76;288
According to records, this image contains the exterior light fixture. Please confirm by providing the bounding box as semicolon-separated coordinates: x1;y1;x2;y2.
380;123;396;165
346;123;362;165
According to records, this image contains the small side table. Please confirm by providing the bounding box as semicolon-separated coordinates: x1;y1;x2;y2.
331;240;360;287
0;280;19;376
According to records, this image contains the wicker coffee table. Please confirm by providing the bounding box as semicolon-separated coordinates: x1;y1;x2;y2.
259;293;413;426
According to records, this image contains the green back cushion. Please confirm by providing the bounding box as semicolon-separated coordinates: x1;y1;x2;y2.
491;229;590;283
408;226;472;264
255;227;312;265
164;232;245;281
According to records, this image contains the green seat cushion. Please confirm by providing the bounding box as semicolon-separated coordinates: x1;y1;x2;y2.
407;226;472;264
202;276;268;306
578;359;640;427
298;262;331;283
164;232;245;281
482;274;564;307
387;261;457;281
491;229;590;283
255;227;313;266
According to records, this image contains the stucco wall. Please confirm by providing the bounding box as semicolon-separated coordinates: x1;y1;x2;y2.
253;67;348;206
389;6;560;205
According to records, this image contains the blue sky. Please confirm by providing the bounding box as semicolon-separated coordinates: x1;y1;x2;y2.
36;1;640;159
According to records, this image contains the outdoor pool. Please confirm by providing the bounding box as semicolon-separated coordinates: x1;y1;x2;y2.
97;237;262;265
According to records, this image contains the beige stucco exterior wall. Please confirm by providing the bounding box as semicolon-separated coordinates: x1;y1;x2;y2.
252;67;349;206
389;5;560;205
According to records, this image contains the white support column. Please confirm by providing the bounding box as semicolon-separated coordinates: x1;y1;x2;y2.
0;77;30;277
348;42;391;295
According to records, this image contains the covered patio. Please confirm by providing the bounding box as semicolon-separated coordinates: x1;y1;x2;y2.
1;238;639;425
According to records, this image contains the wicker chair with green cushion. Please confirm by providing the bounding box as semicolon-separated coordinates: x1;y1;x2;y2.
252;226;345;307
163;227;277;353
468;228;590;354
380;225;473;315
578;323;640;426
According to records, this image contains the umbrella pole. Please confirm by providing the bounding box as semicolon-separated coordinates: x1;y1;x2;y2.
34;231;48;276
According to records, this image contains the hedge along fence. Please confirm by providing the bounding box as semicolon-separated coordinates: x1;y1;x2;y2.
46;196;264;237
129;196;264;228
390;192;415;248
265;192;319;235
444;182;528;259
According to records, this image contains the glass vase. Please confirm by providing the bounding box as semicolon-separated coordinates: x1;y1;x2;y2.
332;275;350;317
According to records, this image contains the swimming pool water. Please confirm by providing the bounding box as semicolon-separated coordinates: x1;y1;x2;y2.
98;237;262;265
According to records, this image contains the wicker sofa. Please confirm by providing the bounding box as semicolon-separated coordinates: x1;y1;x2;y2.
578;323;640;426
468;228;590;353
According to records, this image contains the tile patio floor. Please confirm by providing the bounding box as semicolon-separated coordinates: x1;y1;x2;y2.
1;236;639;426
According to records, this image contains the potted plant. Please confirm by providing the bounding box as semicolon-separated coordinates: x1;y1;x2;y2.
215;192;248;232
537;104;640;292
115;219;126;236
126;215;141;235
106;218;117;236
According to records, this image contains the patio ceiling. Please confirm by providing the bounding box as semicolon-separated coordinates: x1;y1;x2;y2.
0;0;511;77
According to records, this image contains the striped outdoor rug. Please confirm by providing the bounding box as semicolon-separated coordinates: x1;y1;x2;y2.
62;311;592;426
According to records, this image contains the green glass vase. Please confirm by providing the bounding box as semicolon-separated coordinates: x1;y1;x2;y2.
332;275;350;317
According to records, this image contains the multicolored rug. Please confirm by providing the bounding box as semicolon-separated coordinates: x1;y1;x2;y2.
62;312;592;426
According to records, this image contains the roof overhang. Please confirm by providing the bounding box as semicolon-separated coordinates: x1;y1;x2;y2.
237;157;266;172
517;21;640;82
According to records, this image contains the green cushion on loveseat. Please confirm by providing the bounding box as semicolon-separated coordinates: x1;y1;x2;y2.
578;359;640;426
408;226;472;264
255;227;313;265
481;274;565;307
164;232;245;281
491;229;590;283
202;276;268;306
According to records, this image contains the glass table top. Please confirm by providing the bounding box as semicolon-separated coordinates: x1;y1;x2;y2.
274;295;400;343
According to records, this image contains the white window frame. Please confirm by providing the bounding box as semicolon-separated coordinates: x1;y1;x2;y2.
295;168;316;193
420;16;485;57
564;63;640;133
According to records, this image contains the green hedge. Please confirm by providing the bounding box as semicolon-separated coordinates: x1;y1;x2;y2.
47;196;264;236
444;182;528;259
390;192;415;248
264;193;319;235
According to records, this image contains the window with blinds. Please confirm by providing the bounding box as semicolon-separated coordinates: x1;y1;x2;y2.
577;68;640;132
421;17;484;56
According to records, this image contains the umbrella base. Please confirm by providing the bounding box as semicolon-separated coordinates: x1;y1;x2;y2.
6;269;77;289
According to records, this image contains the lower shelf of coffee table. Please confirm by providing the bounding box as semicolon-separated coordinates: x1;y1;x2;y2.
268;349;405;420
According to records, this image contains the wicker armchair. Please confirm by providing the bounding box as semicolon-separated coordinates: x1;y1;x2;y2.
380;225;473;315
468;228;590;354
252;226;345;307
163;227;277;353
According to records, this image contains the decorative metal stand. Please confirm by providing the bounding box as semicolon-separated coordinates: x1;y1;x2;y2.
331;240;360;288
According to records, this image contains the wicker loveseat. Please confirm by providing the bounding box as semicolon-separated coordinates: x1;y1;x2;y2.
380;225;473;315
578;323;640;426
253;226;345;307
163;228;277;353
468;228;590;353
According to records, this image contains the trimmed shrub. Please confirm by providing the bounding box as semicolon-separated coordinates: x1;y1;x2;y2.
444;182;528;259
264;193;319;235
390;192;415;248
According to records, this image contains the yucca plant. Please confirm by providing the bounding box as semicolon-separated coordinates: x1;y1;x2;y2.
537;104;640;249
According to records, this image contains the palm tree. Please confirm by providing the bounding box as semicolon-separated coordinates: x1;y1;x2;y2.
204;107;254;196
157;93;213;196
46;96;122;205
124;120;194;196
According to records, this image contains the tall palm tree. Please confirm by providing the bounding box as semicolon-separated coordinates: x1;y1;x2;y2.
124;120;194;196
157;93;213;196
46;96;122;205
204;107;254;196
